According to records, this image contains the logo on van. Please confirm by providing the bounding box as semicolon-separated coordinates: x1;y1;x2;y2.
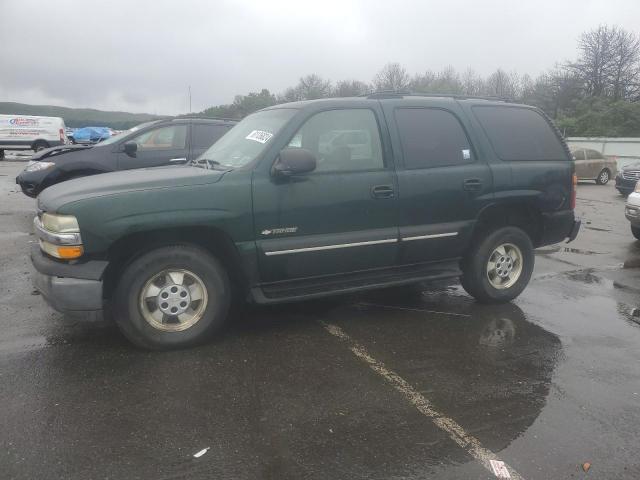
9;118;39;126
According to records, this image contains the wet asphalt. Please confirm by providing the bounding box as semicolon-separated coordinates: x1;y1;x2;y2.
1;160;640;480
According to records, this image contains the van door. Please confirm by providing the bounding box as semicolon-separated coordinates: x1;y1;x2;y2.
382;101;493;264
117;124;189;169
252;107;399;283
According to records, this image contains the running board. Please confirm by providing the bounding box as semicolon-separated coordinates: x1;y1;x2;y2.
252;260;462;304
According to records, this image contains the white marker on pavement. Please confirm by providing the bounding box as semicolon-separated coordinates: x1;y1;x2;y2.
321;321;523;480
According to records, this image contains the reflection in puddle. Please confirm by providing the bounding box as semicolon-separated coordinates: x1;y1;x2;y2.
478;318;516;347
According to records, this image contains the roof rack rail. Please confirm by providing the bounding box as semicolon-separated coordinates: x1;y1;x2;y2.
174;115;238;122
362;91;511;102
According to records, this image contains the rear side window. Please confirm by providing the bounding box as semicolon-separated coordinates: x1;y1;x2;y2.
192;124;231;149
394;108;472;169
572;149;585;160
473;106;567;161
585;149;603;160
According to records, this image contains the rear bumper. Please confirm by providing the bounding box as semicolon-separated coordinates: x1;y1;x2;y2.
540;210;580;246
31;245;107;313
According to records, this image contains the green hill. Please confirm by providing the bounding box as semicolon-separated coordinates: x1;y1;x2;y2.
0;102;168;130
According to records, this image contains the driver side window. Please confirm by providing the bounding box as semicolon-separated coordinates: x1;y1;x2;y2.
131;125;187;151
287;109;384;172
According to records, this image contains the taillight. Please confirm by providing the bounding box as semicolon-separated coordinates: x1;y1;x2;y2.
59;128;65;142
571;173;577;209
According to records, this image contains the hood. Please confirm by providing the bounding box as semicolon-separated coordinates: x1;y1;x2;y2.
622;162;640;171
38;165;227;212
31;144;93;161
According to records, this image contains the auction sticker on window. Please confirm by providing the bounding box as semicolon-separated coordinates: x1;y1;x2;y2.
245;130;273;144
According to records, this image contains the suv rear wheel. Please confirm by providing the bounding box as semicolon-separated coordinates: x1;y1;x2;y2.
113;245;231;350
632;225;640;240
461;226;534;304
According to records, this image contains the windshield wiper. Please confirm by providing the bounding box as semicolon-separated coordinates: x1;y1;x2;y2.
191;158;232;170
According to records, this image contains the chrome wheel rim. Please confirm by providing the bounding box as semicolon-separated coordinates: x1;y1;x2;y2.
139;269;208;332
599;170;609;183
486;243;523;290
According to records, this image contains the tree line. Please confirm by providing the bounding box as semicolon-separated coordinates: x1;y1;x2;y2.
201;25;640;137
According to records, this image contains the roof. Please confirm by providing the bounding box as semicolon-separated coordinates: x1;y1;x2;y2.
264;93;526;111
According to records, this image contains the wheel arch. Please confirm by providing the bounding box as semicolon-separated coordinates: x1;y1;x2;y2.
470;201;543;248
103;226;250;301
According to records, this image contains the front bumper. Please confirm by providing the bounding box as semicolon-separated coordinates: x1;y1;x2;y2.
31;245;107;313
615;175;637;193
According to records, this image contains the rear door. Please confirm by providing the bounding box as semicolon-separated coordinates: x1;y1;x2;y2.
382;99;493;264
117;123;189;169
189;123;233;160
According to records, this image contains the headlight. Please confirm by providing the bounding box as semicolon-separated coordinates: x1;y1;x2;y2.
635;181;640;193
35;214;83;259
42;213;80;233
25;161;55;172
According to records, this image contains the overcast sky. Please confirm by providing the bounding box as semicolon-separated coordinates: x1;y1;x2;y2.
1;0;639;115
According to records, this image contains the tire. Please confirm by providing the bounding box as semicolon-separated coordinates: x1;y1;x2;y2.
461;226;534;304
113;245;231;350
632;226;640;240
32;140;49;152
0;149;4;161
596;168;610;185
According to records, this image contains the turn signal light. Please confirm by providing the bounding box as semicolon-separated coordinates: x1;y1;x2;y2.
40;240;84;259
571;173;577;209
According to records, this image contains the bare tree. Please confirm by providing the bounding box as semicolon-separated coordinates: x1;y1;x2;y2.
461;69;485;96
570;25;617;97
485;69;519;98
373;63;410;91
610;28;640;100
333;79;370;97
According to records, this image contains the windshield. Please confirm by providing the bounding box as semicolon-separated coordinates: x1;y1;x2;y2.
97;121;160;146
195;108;296;168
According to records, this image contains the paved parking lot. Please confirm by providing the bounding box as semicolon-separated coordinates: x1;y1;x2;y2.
1;160;640;479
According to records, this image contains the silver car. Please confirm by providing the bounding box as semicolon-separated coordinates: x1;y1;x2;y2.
625;187;640;239
572;148;617;185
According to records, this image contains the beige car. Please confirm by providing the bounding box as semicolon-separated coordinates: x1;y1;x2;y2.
572;148;617;185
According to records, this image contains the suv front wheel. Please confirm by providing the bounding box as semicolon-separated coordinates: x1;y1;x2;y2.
113;245;231;349
461;226;534;304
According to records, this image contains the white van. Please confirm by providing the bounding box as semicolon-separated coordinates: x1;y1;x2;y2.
0;114;67;159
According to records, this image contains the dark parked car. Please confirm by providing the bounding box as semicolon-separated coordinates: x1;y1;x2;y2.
31;94;579;349
615;162;640;195
16;117;235;197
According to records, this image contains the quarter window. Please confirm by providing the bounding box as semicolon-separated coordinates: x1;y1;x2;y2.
288;109;384;172
473;106;567;161
394;108;472;169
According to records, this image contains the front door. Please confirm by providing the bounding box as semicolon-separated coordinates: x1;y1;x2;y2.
117;124;189;169
383;101;493;264
252;107;399;283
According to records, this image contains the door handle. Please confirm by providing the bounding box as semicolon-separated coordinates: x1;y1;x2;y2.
169;157;187;164
371;185;395;199
463;178;482;191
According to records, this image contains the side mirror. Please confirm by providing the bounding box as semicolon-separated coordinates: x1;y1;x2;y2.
123;141;138;157
272;148;316;177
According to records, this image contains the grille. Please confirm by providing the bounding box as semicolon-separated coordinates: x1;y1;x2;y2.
622;170;640;181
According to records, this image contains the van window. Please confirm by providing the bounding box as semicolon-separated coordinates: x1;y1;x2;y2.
473;106;567;161
394;108;472;169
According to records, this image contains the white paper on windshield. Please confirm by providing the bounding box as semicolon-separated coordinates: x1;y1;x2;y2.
462;149;471;160
245;130;273;144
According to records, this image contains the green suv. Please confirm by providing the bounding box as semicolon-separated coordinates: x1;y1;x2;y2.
31;94;580;349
